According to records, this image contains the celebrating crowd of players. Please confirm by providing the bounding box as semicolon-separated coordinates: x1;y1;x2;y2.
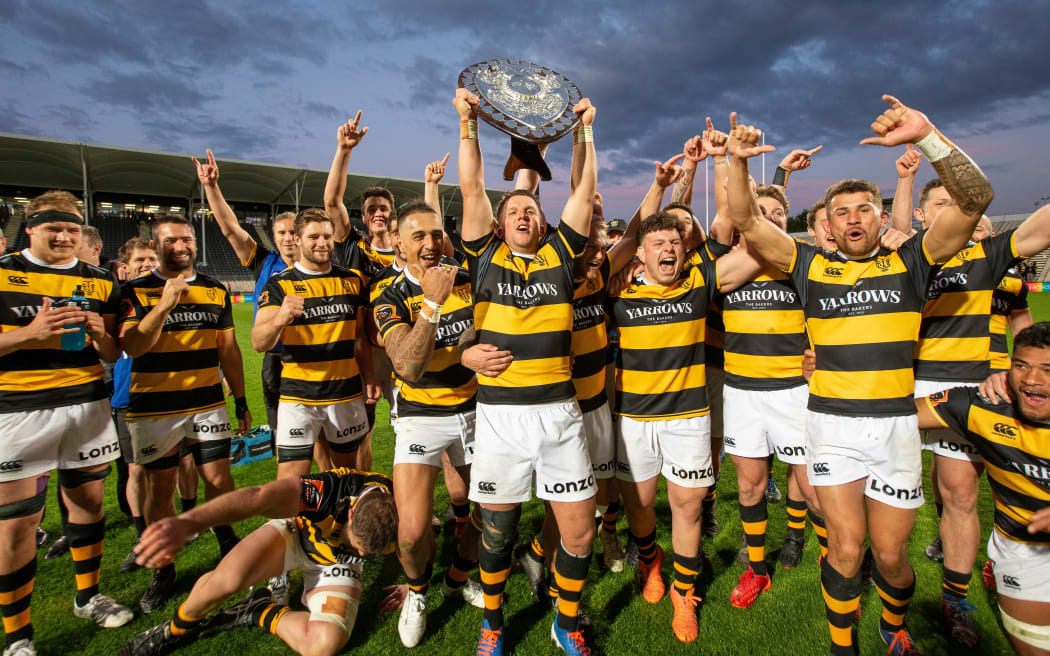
0;90;1048;656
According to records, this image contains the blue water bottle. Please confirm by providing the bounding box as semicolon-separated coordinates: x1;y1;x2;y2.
60;285;88;351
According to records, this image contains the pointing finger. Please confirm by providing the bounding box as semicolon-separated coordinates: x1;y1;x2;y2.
441;152;450;166
207;149;215;167
729;112;738;130
706;116;714;131
353;110;362;125
882;94;903;109
191;156;201;168
663;153;686;168
805;145;823;155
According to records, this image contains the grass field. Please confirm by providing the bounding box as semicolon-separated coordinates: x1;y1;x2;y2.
20;296;1050;655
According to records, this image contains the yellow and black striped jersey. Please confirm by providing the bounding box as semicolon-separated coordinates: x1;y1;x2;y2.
259;263;368;406
924;387;1050;545
119;271;233;420
369;261;404;303
295;468;395;565
915;231;1020;383
990;266;1029;373
0;251;119;413
372;263;476;417
607;258;718;420
463;223;587;405
334;225;392;282
787;234;935;417
686;240;731;372
572;258;610;413
722;265;807;390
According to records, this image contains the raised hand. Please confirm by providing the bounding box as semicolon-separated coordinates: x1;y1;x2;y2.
880;227;910;250
337;111;369;150
896;144;921;178
684;135;706;164
425;152;450;184
728;112;776;160
414;263;459;306
159;274;190;311
191;149;219;186
574;97;596;126
779;145;823;172
277;294;304;326
860;95;934;147
654;153;686;188
453;88;479;120
702;117;729;157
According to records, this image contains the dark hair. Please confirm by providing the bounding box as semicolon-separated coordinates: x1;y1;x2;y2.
395;199;437;230
639;211;684;241
495;189;546;225
81;225;102;248
361;186;395;211
918;177;944;211
152;214;194;241
349;491;398;556
807;199;826;229
293;208;333;236
118;237;153;264
661;202;693;216
823;179;882;215
26;190;81;218
756;185;789;215
1013;322;1050;352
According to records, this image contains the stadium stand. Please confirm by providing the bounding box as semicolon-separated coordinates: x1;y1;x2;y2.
251;223;276;252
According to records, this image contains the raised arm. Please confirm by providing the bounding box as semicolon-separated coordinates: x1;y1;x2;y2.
193;150;256;264
560;99;598;237
725;113;796;271
323;112;370;242
772;145;823;193
670;135;705;206
1011;201;1050;258
424;152;450;214
607;155;683;276
454;89;495;243
382;265;458;382
860;95;993;263
890;144;921;235
702;117;734;246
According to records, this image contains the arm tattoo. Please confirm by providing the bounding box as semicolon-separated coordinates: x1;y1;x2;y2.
388;319;438;382
930;149;994;217
671;167;695;204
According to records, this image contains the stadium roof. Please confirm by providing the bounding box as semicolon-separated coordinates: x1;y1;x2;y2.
0;132;504;218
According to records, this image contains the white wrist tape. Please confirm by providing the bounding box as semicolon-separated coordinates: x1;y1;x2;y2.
914;130;952;162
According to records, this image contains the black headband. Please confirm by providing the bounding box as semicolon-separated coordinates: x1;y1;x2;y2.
26;209;84;228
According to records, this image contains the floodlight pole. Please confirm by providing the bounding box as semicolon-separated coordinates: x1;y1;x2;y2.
199;182;207;267
80;144;91;224
705;157;710;233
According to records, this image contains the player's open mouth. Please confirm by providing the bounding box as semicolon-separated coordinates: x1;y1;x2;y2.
1021;389;1048;408
658;256;676;272
515;223;530;232
847;228;864;240
588;257;601;268
420;252;438;264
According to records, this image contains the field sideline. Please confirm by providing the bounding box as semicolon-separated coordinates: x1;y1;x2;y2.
19;295;1050;655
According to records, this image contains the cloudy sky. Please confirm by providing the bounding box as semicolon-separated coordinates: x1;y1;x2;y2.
4;0;1050;221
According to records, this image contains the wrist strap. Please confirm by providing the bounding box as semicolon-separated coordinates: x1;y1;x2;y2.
914;129;951;162
234;397;249;416
574;125;593;144
772;166;788;186
460;119;478;140
422;298;442;324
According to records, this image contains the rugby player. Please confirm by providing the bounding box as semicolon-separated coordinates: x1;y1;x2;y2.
119;215;250;613
917;322;1050;656
0;191;132;656
723;97;994;656
119;468;398;656
251;209;375;480
608;208;762;643
453;87;599;656
372;200;486;647
111;238;159;573
193;149;300;432
323;114;397;471
720;183;823;607
893;175;1050;646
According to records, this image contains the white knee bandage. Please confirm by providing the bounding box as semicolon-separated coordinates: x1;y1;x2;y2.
307;591;359;635
1000;606;1050;650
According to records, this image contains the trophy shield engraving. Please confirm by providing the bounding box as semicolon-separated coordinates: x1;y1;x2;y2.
459;59;582;144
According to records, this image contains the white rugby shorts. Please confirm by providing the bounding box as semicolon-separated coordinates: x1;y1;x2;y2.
276;398;369;452
615;414;714;489
805;411;924;509
916;379;982;462
987;529;1050;603
393;410;475;468
583;402;616;479
0;399;119;481
723;384;808;465
128;406;232;466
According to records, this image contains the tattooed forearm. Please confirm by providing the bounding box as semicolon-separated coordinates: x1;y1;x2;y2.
388;320;438;382
671;166;696;204
930;149;994;217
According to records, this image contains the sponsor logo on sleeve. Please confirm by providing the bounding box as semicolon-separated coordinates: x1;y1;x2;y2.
300;479;325;511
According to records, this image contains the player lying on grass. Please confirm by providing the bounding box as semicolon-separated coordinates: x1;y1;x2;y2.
119;468;397;656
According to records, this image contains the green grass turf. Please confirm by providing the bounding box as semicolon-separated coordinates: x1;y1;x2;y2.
21;296;1050;655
